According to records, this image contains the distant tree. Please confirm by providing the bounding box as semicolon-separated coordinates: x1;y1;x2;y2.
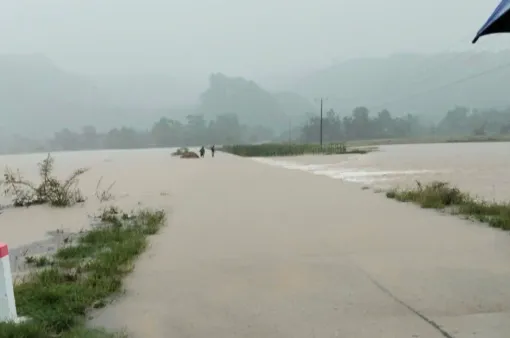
437;106;470;135
8;103;510;155
81;125;100;149
151;118;173;146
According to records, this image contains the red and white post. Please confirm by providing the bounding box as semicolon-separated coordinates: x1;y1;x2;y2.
0;242;18;322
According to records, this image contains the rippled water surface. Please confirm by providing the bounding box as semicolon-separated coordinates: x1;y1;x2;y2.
254;142;510;201
1;143;510;206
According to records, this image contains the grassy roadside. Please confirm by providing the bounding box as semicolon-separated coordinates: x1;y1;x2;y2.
347;135;510;147
386;181;510;230
0;207;166;338
221;143;371;157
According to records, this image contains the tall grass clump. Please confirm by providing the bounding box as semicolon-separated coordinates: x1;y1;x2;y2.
171;147;189;156
0;207;166;338
221;143;369;157
2;153;88;207
171;147;199;159
386;181;510;230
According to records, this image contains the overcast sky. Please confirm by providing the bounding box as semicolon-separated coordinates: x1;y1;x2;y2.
0;0;509;81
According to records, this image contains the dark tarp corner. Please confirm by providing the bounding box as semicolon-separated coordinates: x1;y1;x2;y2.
473;0;510;43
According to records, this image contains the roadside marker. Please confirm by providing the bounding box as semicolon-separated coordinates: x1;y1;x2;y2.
0;242;18;322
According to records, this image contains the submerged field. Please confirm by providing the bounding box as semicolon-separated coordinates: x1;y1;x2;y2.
220;143;370;157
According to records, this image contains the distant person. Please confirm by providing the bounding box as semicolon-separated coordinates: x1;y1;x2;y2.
199;146;205;158
211;145;215;157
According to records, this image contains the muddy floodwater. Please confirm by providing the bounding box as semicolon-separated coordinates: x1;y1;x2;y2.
254;142;510;202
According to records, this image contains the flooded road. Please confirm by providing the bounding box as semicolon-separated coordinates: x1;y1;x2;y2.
259;142;510;201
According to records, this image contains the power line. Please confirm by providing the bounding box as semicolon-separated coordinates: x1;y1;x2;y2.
331;53;482;108
316;34;487;111
371;59;510;110
404;52;480;89
398;33;475;80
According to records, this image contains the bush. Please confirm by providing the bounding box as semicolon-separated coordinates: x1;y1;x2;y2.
180;151;199;159
171;147;200;159
387;181;466;209
221;143;369;157
2;153;88;207
171;147;189;156
386;181;510;230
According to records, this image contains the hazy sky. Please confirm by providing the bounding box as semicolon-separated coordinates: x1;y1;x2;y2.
0;0;509;81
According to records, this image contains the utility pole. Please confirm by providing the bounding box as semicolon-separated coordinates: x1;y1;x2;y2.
288;118;292;144
319;98;323;147
315;97;327;147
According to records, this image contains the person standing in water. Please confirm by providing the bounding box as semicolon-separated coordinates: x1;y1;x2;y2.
210;145;215;157
199;146;205;158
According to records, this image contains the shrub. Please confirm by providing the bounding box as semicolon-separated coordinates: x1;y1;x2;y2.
2;153;88;207
180;151;199;159
171;147;189;156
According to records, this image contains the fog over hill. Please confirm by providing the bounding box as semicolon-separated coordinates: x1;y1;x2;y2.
293;50;510;120
3;0;510;141
0;54;115;137
0;55;315;138
3;49;510;139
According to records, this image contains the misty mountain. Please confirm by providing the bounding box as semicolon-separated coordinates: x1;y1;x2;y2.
94;73;205;109
0;56;314;138
10;50;510;140
0;54;122;138
198;73;314;131
273;91;316;124
0;54;103;104
294;50;510;120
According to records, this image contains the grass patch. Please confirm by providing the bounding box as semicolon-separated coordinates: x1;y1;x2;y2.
0;207;166;337
386;181;510;230
221;143;370;157
24;256;54;268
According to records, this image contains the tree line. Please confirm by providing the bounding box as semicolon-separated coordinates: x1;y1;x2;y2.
29;114;273;153
2;106;510;154
298;106;510;143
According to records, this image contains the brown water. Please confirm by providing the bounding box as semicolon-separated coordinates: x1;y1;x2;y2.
0;148;184;247
2;143;509;207
2;145;510;336
0;148;183;207
255;142;510;201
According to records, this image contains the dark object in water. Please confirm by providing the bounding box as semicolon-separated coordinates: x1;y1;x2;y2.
181;151;199;159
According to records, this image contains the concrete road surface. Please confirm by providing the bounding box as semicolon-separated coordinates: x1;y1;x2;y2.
91;152;510;338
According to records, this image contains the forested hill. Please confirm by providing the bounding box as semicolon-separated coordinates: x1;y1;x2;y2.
294;50;510;119
0;57;313;138
4;50;510;141
197;73;315;131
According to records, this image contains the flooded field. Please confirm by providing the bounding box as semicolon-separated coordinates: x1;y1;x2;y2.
254;142;510;201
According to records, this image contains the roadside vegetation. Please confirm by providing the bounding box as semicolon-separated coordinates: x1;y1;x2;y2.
0;206;166;338
1;153;88;207
221;143;371;157
171;147;199;158
347;134;510;147
386;181;510;230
